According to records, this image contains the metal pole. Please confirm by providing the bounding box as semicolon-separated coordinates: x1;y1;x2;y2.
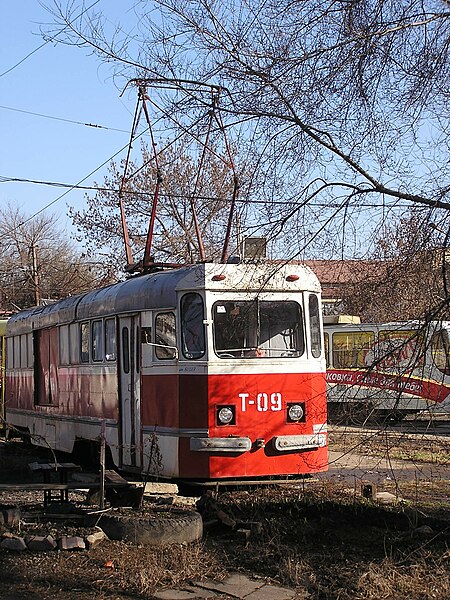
31;243;40;306
99;421;106;509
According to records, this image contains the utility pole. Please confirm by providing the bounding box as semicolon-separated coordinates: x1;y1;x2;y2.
30;242;40;306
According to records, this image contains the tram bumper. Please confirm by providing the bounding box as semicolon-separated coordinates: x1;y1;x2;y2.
273;433;327;452
190;437;252;452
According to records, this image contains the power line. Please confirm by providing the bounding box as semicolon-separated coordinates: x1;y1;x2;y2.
0;174;413;208
0;1;101;79
0;40;49;79
0;104;129;133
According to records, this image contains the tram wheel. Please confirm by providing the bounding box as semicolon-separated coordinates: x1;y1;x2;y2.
96;507;203;546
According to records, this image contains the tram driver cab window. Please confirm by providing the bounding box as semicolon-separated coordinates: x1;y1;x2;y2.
213;300;304;358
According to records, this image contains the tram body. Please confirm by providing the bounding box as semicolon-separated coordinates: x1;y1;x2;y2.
5;262;327;482
324;319;450;419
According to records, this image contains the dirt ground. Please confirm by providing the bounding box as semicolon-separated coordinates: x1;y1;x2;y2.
0;435;449;600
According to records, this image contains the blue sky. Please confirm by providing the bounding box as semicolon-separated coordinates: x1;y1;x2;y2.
0;2;137;238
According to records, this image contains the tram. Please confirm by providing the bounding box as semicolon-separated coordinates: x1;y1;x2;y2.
324;318;450;421
5;262;327;484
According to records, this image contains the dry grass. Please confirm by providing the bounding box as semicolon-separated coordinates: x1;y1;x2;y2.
209;484;450;600
1;438;450;599
330;426;450;466
356;556;450;599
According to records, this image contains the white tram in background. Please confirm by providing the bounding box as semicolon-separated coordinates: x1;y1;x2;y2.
324;317;450;421
5;262;328;484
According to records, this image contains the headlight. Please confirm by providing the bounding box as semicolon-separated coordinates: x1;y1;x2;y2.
217;406;235;425
287;403;305;422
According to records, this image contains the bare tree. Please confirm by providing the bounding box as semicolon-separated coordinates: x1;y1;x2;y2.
0;205;105;311
44;1;450;305
70;141;237;272
341;209;450;321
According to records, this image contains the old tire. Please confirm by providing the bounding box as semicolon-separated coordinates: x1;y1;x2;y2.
97;508;203;546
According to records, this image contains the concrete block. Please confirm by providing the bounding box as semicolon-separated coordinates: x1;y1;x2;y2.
58;535;86;551
85;529;107;549
246;584;296;600
153;589;215;599
1;536;27;551
375;491;402;504
26;535;57;551
194;573;262;597
141;482;179;495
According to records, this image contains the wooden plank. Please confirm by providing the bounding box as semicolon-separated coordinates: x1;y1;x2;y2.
28;462;81;472
0;482;130;491
104;470;130;485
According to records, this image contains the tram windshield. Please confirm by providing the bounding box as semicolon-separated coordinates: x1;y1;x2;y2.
213;300;304;358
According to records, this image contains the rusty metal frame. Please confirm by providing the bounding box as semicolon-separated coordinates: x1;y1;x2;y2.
118;78;239;273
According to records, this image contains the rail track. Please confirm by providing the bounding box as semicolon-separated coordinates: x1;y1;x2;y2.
329;410;450;437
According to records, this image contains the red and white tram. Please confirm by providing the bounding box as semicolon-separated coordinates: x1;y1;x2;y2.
5;262;327;484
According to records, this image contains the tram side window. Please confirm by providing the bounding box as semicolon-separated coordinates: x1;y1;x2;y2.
59;325;70;365
27;333;33;367
69;323;79;364
105;318;116;361
181;293;206;359
20;334;28;368
431;331;450;375
332;331;374;368
6;338;13;369
92;320;103;362
155;313;177;360
309;295;322;358
80;322;90;363
377;330;424;371
13;336;21;368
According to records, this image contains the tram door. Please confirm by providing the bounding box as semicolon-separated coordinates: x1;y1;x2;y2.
118;316;142;469
34;328;58;406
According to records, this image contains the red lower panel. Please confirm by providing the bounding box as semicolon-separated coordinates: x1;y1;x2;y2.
178;371;327;479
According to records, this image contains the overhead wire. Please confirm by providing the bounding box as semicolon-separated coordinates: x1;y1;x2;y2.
0;0;101;79
0;104;130;133
0;174;413;209
3;124;150;233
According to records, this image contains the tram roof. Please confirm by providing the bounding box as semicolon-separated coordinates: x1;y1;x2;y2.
6;262;320;334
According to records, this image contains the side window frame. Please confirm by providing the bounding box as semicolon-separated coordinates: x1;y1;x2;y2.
80;322;90;363
154;312;177;360
69;323;79;365
59;324;70;366
105;318;116;362
91;319;103;362
308;294;322;359
181;293;206;360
